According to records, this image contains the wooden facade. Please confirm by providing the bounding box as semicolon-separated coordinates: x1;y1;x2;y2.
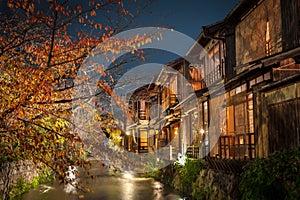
123;0;300;160
186;0;300;159
212;0;300;159
124;59;197;159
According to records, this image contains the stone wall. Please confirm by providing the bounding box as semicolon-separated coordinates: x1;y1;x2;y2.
192;169;241;200
156;164;241;200
0;160;40;199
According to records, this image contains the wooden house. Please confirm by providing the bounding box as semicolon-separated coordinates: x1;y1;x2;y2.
187;0;300;160
123;0;300;161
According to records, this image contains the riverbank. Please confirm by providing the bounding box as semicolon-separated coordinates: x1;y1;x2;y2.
152;148;300;200
6;148;300;200
0;160;54;200
151;159;244;200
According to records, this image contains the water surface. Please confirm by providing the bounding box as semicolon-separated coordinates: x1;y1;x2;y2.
18;172;184;200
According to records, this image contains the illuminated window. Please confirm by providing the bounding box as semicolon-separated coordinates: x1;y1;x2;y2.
174;125;179;135
203;101;209;132
170;76;177;95
139;100;146;120
140;130;148;147
201;101;210;155
248;93;254;133
266;20;271;56
199;101;209;141
226;105;235;135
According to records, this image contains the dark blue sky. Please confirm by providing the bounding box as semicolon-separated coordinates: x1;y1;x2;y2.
135;0;240;39
115;0;240;66
0;0;240;40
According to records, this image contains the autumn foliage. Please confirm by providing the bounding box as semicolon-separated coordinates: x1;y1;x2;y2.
0;0;155;198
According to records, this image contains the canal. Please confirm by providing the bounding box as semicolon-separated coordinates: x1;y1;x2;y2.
16;171;186;200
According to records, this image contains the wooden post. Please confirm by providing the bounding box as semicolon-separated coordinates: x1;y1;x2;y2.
170;145;172;160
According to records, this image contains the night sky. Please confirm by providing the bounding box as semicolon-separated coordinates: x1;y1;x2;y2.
109;1;241;97
0;0;240;40
134;0;240;39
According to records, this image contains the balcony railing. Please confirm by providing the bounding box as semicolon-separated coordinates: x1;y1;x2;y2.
186;145;251;174
186;145;201;159
162;94;179;110
219;132;255;160
138;110;146;120
161;132;255;160
204;63;224;86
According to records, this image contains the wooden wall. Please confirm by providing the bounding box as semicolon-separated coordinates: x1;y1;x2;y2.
235;0;282;69
281;0;300;51
224;24;236;80
256;81;300;157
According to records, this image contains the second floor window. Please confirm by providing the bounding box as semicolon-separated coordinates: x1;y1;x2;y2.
266;20;271;56
139;100;146;120
207;43;220;74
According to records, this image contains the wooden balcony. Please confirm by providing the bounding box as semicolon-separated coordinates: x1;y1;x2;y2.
186;145;201;159
190;78;206;91
186;133;255;160
204;63;224;86
138;110;146;120
219;132;255;160
162;94;179;110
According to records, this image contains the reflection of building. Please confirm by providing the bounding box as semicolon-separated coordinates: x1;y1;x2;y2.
123;0;300;161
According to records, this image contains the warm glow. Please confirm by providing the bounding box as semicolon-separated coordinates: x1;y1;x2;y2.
122;172;134;179
239;138;244;145
174;126;178;135
200;129;205;135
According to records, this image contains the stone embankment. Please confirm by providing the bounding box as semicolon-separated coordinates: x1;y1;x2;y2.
156;163;241;200
0;160;40;199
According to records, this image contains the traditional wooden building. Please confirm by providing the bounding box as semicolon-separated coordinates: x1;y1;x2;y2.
187;0;300;160
225;0;300;158
124;84;159;153
124;0;300;161
124;58;199;159
186;20;228;158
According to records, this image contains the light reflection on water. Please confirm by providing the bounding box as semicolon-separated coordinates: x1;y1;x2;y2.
18;172;185;200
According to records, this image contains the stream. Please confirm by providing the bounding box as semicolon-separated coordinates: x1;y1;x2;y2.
16;171;186;200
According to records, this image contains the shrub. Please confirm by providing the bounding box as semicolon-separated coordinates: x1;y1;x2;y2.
239;147;300;200
176;157;206;188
